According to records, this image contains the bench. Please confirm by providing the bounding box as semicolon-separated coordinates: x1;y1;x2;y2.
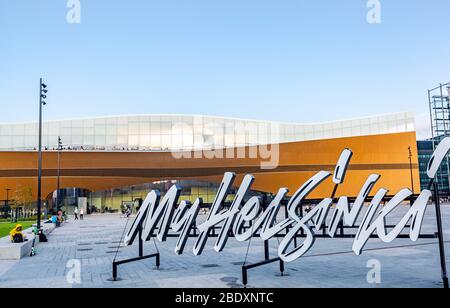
0;223;56;260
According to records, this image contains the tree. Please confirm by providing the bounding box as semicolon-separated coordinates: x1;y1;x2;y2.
13;186;33;219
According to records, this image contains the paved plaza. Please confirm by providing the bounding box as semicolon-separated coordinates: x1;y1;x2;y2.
0;203;450;288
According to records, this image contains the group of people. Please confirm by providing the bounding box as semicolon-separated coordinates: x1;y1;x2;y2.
47;210;65;227
9;208;85;244
73;207;84;220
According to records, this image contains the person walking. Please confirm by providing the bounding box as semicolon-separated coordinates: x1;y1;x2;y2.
80;208;84;220
74;207;79;220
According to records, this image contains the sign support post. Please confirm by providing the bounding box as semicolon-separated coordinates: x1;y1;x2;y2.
112;221;160;281
432;181;449;288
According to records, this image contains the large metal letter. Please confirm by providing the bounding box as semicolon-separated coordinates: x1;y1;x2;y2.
193;172;235;256
333;149;353;184
427;137;450;179
171;199;202;255
215;175;255;252
328;174;380;237
141;185;181;242
123;190;160;245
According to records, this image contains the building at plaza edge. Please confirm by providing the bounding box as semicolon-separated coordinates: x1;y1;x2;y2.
0;112;419;214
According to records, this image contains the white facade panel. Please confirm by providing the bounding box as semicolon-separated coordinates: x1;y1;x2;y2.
0;112;416;151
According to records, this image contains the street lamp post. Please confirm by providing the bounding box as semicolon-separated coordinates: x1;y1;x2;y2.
407;146;416;207
56;136;62;212
37;78;48;229
408;146;414;193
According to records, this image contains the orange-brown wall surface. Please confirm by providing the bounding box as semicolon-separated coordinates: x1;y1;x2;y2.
0;132;420;201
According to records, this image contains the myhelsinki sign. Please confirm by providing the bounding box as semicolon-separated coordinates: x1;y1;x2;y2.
121;137;450;286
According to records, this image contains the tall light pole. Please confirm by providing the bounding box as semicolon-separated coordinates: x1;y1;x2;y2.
56;136;62;212
408;146;414;194
37;78;48;229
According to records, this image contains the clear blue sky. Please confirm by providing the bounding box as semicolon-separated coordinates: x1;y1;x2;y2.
1;0;449;138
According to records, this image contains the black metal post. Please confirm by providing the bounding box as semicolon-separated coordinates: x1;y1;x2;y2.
112;252;160;281
242;266;248;287
112;261;117;281
242;257;284;288
264;240;270;261
37;78;44;229
56;137;61;212
408;146;415;194
433;182;449;289
112;221;160;281
240;196;285;287
155;252;160;268
139;222;144;257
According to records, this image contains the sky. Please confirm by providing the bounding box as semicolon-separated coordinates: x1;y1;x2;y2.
1;0;449;139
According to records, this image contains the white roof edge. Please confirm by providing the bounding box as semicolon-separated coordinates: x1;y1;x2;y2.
0;111;415;127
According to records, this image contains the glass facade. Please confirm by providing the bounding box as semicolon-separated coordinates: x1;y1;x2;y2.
424;91;450;196
1;112;417;214
417;139;450;196
83;180;265;213
50;188;90;213
0;113;415;151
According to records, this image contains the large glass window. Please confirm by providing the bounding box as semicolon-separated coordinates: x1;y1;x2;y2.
83;135;94;146
72;135;83;146
12;136;25;149
95;135;106;146
140;135;150;147
0;113;416;151
94;125;106;135
151;135;161;149
117;125;128;135
106;125;117;135
129;135;139;147
117;135;128;146
0;136;12;149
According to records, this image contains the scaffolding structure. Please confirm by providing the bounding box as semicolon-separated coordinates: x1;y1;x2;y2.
428;83;450;196
431;96;450;137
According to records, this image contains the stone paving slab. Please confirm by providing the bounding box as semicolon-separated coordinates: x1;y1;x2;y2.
0;204;449;288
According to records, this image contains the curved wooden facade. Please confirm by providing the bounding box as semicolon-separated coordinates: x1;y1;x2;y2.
0;132;420;201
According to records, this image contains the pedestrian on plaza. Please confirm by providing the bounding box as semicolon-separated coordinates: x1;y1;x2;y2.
74;207;79;220
80;208;84;220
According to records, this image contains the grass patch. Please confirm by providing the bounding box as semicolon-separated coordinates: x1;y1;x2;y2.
0;221;35;238
0;216;44;223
